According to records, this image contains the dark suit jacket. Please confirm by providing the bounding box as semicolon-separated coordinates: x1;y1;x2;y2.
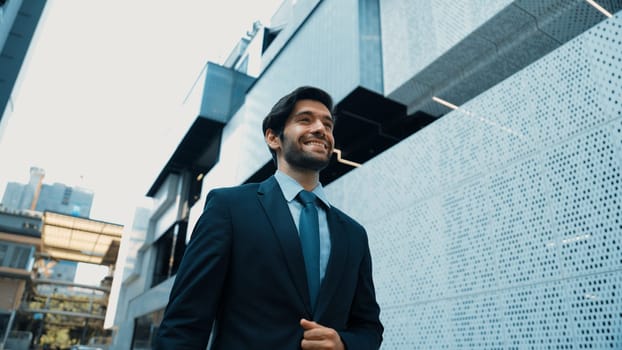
154;176;383;349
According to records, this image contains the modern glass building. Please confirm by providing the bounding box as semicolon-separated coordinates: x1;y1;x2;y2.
0;0;47;139
110;0;622;348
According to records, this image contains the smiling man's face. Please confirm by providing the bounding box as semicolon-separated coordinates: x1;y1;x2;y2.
275;99;335;172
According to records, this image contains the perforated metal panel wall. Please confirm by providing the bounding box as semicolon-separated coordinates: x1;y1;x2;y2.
328;12;622;349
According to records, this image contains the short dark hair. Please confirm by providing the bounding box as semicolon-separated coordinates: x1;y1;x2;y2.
262;86;334;163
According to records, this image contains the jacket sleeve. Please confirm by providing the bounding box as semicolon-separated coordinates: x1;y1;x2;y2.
339;230;384;350
153;189;232;350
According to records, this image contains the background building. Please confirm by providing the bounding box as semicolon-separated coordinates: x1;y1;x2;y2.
111;0;622;348
0;0;47;139
2;167;94;218
0;167;120;349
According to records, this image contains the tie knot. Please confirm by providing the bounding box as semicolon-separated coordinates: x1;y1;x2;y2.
297;190;317;206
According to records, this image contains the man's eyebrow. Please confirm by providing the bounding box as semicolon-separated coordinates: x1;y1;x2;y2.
293;110;316;116
294;110;333;120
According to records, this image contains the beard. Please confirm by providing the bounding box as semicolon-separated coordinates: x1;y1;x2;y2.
281;136;332;171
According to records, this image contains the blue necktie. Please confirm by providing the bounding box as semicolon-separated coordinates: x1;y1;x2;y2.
297;190;320;309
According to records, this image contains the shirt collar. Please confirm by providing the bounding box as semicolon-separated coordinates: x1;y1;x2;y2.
274;170;330;208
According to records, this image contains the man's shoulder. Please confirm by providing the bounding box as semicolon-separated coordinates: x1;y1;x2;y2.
209;182;261;198
330;205;371;252
203;182;262;211
330;205;365;232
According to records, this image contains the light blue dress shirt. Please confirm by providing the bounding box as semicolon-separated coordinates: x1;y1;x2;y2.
274;170;331;282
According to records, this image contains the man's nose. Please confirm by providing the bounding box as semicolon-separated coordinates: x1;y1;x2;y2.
310;119;327;134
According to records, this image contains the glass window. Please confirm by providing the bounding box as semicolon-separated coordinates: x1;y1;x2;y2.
150;221;187;287
131;309;164;350
0;244;8;266
0;241;34;269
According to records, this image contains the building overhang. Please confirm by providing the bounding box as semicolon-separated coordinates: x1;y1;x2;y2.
146;116;224;197
41;211;123;265
147;62;254;197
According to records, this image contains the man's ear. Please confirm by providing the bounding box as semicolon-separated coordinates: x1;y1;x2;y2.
265;128;281;152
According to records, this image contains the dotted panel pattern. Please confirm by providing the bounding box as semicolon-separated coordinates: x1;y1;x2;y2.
568;272;622;348
544;125;622;277
489;157;559;288
328;127;443;220
515;0;621;42
366;197;447;304
501;281;572;348
380;0;512;93
443;178;498;296
327;11;622;349
448;294;504;348
381;302;451;349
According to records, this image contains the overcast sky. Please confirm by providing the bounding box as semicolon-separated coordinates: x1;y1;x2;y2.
0;0;283;229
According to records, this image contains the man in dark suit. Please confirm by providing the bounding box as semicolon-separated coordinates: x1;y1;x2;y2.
154;86;383;350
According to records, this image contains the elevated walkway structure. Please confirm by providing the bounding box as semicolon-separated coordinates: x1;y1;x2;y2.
17;212;123;347
40;211;123;265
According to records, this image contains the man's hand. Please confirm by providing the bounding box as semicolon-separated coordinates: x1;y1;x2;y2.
300;318;345;350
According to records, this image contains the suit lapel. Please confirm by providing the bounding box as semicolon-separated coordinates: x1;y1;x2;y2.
315;207;349;318
257;177;312;314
